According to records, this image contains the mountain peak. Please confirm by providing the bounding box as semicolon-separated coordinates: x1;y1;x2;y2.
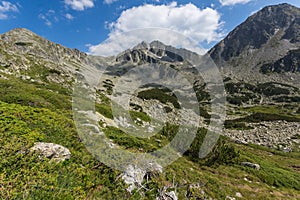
251;2;300;20
6;27;34;34
263;3;299;11
209;3;300;64
1;28;46;45
3;28;38;38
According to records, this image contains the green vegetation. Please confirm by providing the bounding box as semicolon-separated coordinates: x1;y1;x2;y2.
137;88;180;109
255;82;290;96
235;104;300;123
1;94;300;199
224;121;254;130
103;79;114;95
241;112;300;122
185;130;240;166
14;42;33;46
273;95;300;103
0;77;71;111
224;81;299;105
238;144;300;190
0;71;300;199
225;82;255;94
130;102;143;112
103;123;178;152
95;103;113;119
129;110;151;123
0;101;126;199
226;112;300;126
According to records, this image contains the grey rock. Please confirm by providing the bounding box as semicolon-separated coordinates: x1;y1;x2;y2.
224;121;300;149
282;147;292;152
241;162;261;170
156;188;178;200
122;162;163;193
226;196;236;200
235;192;243;198
122;165;146;192
30;142;71;162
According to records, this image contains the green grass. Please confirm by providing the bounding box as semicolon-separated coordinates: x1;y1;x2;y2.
95;103;113;119
230;104;300;124
1;99;300;199
224;121;254;130
129;110;151;123
1;74;300;199
103;123;179;153
0;77;71;111
237;144;300;190
0;101;127;199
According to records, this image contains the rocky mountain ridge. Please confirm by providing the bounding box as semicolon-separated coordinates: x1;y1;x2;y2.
209;3;300;86
1;3;300;199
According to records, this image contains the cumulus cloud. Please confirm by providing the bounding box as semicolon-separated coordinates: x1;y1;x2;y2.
64;0;94;11
0;1;18;20
219;0;251;6
89;2;222;56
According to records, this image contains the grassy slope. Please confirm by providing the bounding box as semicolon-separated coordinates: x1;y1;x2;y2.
0;75;300;199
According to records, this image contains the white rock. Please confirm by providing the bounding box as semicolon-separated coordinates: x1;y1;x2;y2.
30;142;71;162
236;192;242;198
241;162;260;170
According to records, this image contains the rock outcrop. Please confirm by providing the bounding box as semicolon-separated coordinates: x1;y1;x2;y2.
30;142;71;162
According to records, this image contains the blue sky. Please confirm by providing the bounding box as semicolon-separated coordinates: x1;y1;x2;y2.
0;0;299;55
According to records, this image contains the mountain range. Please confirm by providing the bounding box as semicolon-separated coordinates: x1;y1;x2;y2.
1;3;300;199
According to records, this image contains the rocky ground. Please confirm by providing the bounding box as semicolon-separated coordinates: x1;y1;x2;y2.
224;120;300;150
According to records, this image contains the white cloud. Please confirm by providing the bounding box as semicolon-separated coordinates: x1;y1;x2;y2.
0;1;18;20
64;0;94;11
219;0;251;6
65;13;74;20
39;10;58;27
89;2;222;56
39;14;52;26
104;0;118;4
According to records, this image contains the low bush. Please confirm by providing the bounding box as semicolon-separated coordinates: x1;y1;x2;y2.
138;88;180;109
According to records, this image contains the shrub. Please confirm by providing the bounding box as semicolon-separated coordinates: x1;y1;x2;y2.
95;103;113;119
255;83;290;96
224;121;253;130
137;88;180;109
185;129;240;166
204;138;240;167
129;110;151;122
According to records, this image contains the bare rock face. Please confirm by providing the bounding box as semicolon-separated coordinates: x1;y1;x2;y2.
208;3;300;86
209;3;300;63
30;142;71;162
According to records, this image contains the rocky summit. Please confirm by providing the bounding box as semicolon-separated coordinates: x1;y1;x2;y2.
209;3;300;85
1;3;300;200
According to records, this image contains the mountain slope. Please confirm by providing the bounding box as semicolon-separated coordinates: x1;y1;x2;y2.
1;4;300;199
209;3;300;85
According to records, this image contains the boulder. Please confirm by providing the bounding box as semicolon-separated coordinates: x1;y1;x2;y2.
30;142;71;162
241;162;260;170
122;162;163;193
122;165;146;192
156;188;178;200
